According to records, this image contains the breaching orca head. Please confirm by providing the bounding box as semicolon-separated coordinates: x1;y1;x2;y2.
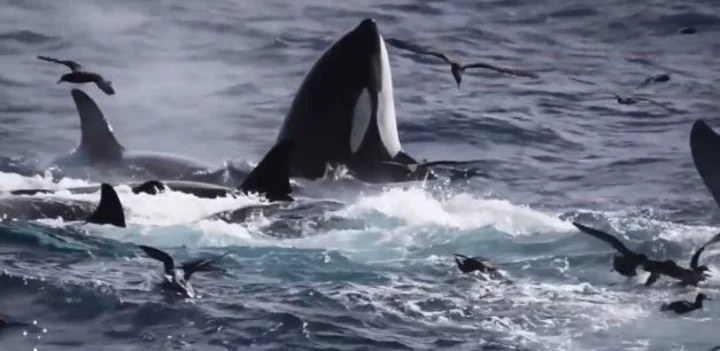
277;18;412;182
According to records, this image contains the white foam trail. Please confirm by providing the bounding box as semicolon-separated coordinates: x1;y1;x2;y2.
336;186;572;234
0;171;89;192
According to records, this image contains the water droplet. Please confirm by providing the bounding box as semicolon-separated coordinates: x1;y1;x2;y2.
22;330;28;336
32;320;38;325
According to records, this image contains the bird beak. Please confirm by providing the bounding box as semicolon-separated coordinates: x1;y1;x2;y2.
56;80;62;84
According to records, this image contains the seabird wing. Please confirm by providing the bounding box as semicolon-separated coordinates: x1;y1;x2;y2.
37;55;82;71
463;62;539;78
635;77;654;89
384;38;453;64
633;97;673;112
138;245;175;276
690;246;706;270
572;222;638;258
94;79;115;95
181;252;229;280
704;232;720;247
644;272;661;287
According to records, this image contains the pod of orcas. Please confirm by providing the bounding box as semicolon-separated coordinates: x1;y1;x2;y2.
0;18;717;329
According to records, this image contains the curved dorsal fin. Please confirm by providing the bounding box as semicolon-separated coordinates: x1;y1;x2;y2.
86;183;126;227
71;89;124;163
690;119;720;209
239;140;293;202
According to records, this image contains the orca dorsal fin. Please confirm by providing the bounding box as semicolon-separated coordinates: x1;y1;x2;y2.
86;183;126;227
71;89;124;163
690;119;720;209
239;140;293;202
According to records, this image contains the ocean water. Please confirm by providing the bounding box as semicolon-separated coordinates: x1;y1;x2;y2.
1;0;720;350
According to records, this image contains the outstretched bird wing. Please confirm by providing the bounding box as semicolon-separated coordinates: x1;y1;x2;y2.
94;79;115;95
690;246;706;270
633;97;673;112
462;62;539;79
138;245;175;276
703;232;720;247
384;38;453;64
572;222;638;258
181;252;230;280
37;55;82;71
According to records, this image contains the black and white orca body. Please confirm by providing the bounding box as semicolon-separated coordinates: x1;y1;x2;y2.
277;18;426;183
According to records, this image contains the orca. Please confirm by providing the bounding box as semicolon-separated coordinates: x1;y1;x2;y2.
0;183;126;227
276;18;431;183
9;179;235;199
12;139;294;201
690;119;720;208
46;89;238;185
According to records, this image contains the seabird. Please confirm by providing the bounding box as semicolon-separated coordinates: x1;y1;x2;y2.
384;38;538;88
453;253;501;276
572;222;649;277
138;245;228;298
636;73;670;89
611;93;673;112
37;55;115;95
642;259;707;287
660;293;708;315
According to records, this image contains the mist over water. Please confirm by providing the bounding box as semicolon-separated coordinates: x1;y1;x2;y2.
1;0;720;350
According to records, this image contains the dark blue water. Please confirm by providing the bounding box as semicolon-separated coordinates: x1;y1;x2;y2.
1;0;720;350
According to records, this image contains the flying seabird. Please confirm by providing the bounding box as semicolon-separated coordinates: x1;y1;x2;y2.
37;55;115;95
384;38;538;88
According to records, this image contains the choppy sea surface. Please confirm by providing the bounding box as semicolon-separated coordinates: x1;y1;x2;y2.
1;0;720;350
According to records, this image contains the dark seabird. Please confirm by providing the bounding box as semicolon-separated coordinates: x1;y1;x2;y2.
37;55;115;95
384;38;538;88
611;93;673;112
572;222;648;277
635;73;670;89
643;259;707;287
453;253;499;275
138;245;227;298
660;293;708;315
